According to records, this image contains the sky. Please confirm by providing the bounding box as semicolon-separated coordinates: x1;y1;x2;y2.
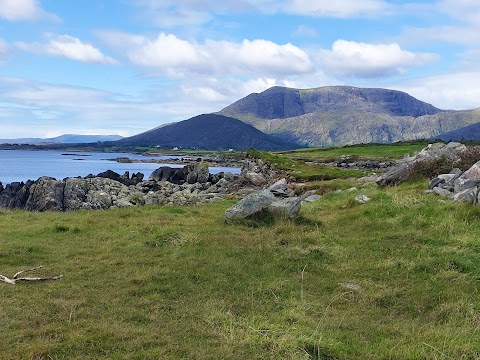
0;0;480;138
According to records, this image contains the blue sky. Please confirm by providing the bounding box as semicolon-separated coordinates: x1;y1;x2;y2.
0;0;479;138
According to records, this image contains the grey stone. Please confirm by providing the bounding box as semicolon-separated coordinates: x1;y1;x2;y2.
453;187;478;203
225;189;276;219
245;172;267;186
303;194;321;203
25;177;65;211
355;194;371;204
433;187;452;197
267;197;302;219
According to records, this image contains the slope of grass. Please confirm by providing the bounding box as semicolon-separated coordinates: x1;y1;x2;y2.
247;149;366;181
1;182;480;359
281;142;428;161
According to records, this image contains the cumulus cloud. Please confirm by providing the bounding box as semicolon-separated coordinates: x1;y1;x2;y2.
317;40;437;78
393;71;480;110
16;34;117;64
124;33;313;77
0;0;59;21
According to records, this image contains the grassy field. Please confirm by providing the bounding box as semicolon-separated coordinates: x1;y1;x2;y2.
1;178;480;359
280;142;429;161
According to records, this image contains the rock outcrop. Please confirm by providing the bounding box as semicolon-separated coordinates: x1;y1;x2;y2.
427;160;480;204
0;163;240;212
376;142;467;187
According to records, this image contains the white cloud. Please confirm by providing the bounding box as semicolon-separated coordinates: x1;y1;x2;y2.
16;34;117;64
128;34;203;70
0;0;59;21
393;71;480;110
318;40;437;78
120;33;313;77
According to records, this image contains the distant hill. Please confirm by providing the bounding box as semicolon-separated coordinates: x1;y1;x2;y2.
117;114;300;150
217;86;480;146
0;134;123;144
435;122;480;142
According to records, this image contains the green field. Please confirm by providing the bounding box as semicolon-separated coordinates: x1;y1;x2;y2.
2;178;480;359
280;142;429;161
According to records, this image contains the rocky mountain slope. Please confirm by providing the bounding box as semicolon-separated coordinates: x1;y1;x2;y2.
117;113;300;150
218;86;480;146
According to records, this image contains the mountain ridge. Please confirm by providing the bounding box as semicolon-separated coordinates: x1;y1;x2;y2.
217;86;480;146
117;113;300;150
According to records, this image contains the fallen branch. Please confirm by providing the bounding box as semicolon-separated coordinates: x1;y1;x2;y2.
0;265;63;285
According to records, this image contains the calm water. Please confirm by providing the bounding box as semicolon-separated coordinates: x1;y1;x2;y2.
0;150;240;185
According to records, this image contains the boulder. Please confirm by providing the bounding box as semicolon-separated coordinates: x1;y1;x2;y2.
376;163;411;187
267;197;302;219
25;177;65;211
453;187;478;203
225;189;276;219
268;178;289;197
245;172;267;186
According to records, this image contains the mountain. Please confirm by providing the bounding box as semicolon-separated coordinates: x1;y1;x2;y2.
117;113;300;150
0;134;123;144
217;86;480;146
435;122;480;141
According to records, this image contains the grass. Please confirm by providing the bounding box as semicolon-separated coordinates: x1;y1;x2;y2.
247;149;366;181
280;142;428;161
1;181;480;359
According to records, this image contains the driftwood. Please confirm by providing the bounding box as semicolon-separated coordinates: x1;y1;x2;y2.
0;266;63;285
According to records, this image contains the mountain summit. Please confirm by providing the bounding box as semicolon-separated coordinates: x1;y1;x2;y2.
218;86;480;146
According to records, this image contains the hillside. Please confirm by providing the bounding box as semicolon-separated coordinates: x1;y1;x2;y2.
435;121;480;141
218;86;480;146
117;113;300;150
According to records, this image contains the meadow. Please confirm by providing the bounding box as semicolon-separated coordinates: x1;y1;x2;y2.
1;144;480;359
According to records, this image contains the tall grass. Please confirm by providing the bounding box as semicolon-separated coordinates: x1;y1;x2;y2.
1;183;480;359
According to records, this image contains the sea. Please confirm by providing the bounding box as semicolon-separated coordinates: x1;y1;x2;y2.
0;150;240;185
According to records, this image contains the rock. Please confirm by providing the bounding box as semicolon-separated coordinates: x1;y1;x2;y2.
453;187;478;203
303;194;321;203
355;194;371;204
461;160;480;180
454;178;480;193
25;177;65;211
433;187;452;197
267;197;302;219
225;189;276;219
268;178;289;197
376;163;411;187
245;172;267;186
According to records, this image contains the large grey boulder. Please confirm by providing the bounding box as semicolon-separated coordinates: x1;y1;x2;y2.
25;177;64;211
225;189;276;219
267;197;301;219
376;163;411;187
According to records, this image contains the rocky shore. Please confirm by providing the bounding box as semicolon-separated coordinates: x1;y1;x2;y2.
0;158;279;212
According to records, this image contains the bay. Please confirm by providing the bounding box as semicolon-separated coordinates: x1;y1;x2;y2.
0;150;240;185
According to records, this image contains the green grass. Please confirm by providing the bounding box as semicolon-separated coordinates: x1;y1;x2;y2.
280;142;428;161
1;183;480;359
248;149;366;181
